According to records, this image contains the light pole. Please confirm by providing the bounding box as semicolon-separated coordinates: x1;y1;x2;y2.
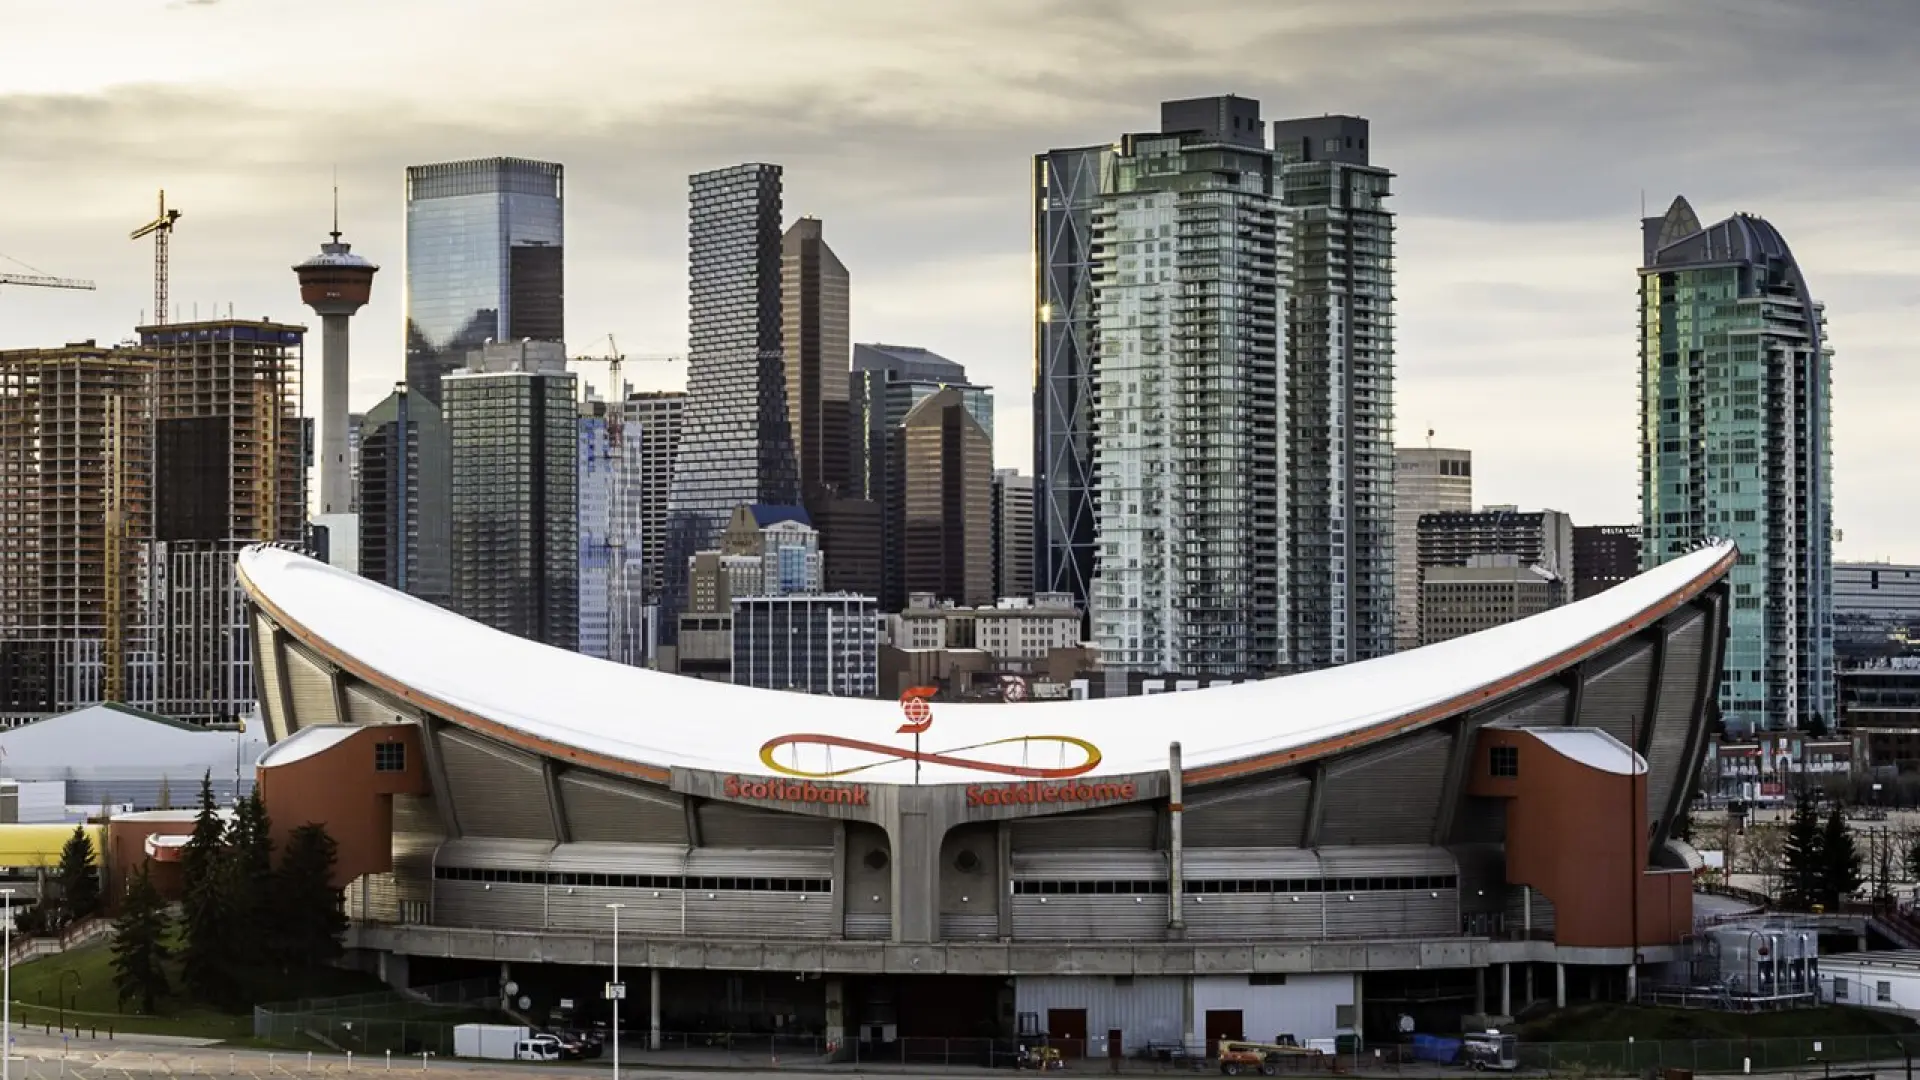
3;886;15;1080
607;903;625;1080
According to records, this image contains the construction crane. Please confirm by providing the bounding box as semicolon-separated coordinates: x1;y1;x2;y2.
569;335;679;665
0;272;96;292
130;189;182;326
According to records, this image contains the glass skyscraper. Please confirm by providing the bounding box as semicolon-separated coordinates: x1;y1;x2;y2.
661;163;797;644
404;157;564;407
1639;195;1834;733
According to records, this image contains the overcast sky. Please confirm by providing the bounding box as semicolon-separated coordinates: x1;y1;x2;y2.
1;0;1915;557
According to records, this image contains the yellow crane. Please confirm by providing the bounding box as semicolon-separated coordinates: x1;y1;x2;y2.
129;189;182;326
568;336;679;663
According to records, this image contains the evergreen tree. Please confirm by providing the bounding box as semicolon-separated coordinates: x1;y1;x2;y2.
1780;793;1824;910
110;866;171;1014
1806;712;1831;738
275;823;347;969
1671;806;1695;844
227;790;275;946
1822;807;1865;910
55;825;101;927
178;772;236;1004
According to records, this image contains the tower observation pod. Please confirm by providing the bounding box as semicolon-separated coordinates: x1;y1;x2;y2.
294;204;379;563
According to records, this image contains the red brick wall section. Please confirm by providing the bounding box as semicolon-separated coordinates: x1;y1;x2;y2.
255;725;429;890
1468;727;1694;949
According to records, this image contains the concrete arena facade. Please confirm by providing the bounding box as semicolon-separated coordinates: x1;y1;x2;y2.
238;541;1734;1044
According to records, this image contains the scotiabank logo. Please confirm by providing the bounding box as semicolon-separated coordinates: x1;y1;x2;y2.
723;776;870;806
966;781;1138;808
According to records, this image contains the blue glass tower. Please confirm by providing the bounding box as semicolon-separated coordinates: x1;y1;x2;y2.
404;157;564;407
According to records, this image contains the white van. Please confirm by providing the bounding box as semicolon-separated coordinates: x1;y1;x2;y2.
514;1040;561;1062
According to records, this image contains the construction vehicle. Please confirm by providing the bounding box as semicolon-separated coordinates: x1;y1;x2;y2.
1218;1038;1326;1075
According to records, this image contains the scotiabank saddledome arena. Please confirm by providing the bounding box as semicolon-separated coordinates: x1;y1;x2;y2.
238;542;1734;1052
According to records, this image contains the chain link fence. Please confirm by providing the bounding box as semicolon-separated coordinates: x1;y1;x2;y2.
251;978;500;1056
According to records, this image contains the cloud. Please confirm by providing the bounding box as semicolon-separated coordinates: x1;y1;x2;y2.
1;0;1917;556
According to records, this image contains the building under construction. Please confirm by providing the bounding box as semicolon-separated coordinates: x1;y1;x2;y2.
138;319;306;726
0;342;156;721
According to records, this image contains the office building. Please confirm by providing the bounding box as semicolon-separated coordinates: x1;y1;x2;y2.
403;157;564;407
1419;555;1564;646
672;504;822;681
625;391;684;597
1088;95;1288;678
781;217;853;500
893;388;993;610
661;164;797;643
443;341;578;649
579;398;616;660
0;343;155;719
1393;447;1472;650
1032;141;1109;612
852;343;992;610
1273;114;1396;669
889;592;1080;665
1639;196;1834;732
140;319;306;727
992;469;1035;601
357;384;450;607
1835;563;1920;632
1573;525;1641;602
731;594;880;697
1417;508;1575;608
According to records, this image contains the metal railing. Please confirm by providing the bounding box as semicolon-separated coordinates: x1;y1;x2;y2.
251;977;501;1052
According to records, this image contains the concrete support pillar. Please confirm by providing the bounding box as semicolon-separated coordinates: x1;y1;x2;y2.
1168;742;1186;939
1500;963;1511;1018
824;976;845;1059
890;808;939;944
1474;968;1486;1016
1352;972;1364;1047
1555;963;1566;1009
649;968;662;1051
1526;964;1535;1007
1625;964;1638;1002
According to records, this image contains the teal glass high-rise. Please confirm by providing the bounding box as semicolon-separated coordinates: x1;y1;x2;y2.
1638;196;1834;734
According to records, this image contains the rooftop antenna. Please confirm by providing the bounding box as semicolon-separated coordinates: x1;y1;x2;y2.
1426;427;1434;450
331;165;341;244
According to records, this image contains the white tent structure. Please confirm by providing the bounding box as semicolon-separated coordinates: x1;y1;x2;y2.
0;703;267;817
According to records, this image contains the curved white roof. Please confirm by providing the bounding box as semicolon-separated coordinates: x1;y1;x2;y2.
238;541;1734;787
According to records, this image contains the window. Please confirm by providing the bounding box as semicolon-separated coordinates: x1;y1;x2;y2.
1249;974;1288;986
1879;981;1893;1003
1490;746;1519;778
374;741;406;772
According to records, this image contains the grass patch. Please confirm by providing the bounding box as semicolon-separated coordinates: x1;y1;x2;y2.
1519;1003;1920;1042
6;938;393;1041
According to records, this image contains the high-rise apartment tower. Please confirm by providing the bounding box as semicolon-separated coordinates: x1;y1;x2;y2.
1639;196;1834;732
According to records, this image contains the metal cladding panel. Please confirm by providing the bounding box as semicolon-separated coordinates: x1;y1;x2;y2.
685;894;834;939
436;729;557;842
1184;895;1326;940
1012;851;1167;881
1647;612;1706;816
1316;846;1458;877
1010;805;1158;851
1182;848;1320;877
1485;684;1570;729
344;685;410;727
435;838;557;869
685;848;833;876
1577;641;1653;745
389;792;443;914
1318;731;1451;846
1192;974;1356;1046
557;771;689;844
546;888;686;935
253;617;288;741
348;873;397;922
844;912;891;940
281;643;341;726
434;880;544;929
696;801;834;848
940;912;998;940
1183;776;1311;848
1319;890;1458;938
546;843;689;875
1012;897;1164;941
1504;883;1556;934
1014;976;1187;1049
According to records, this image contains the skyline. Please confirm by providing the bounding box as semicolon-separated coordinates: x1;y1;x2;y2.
1;0;1915;558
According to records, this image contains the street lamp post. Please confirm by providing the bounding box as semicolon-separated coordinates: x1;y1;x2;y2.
3;886;15;1080
607;903;625;1080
